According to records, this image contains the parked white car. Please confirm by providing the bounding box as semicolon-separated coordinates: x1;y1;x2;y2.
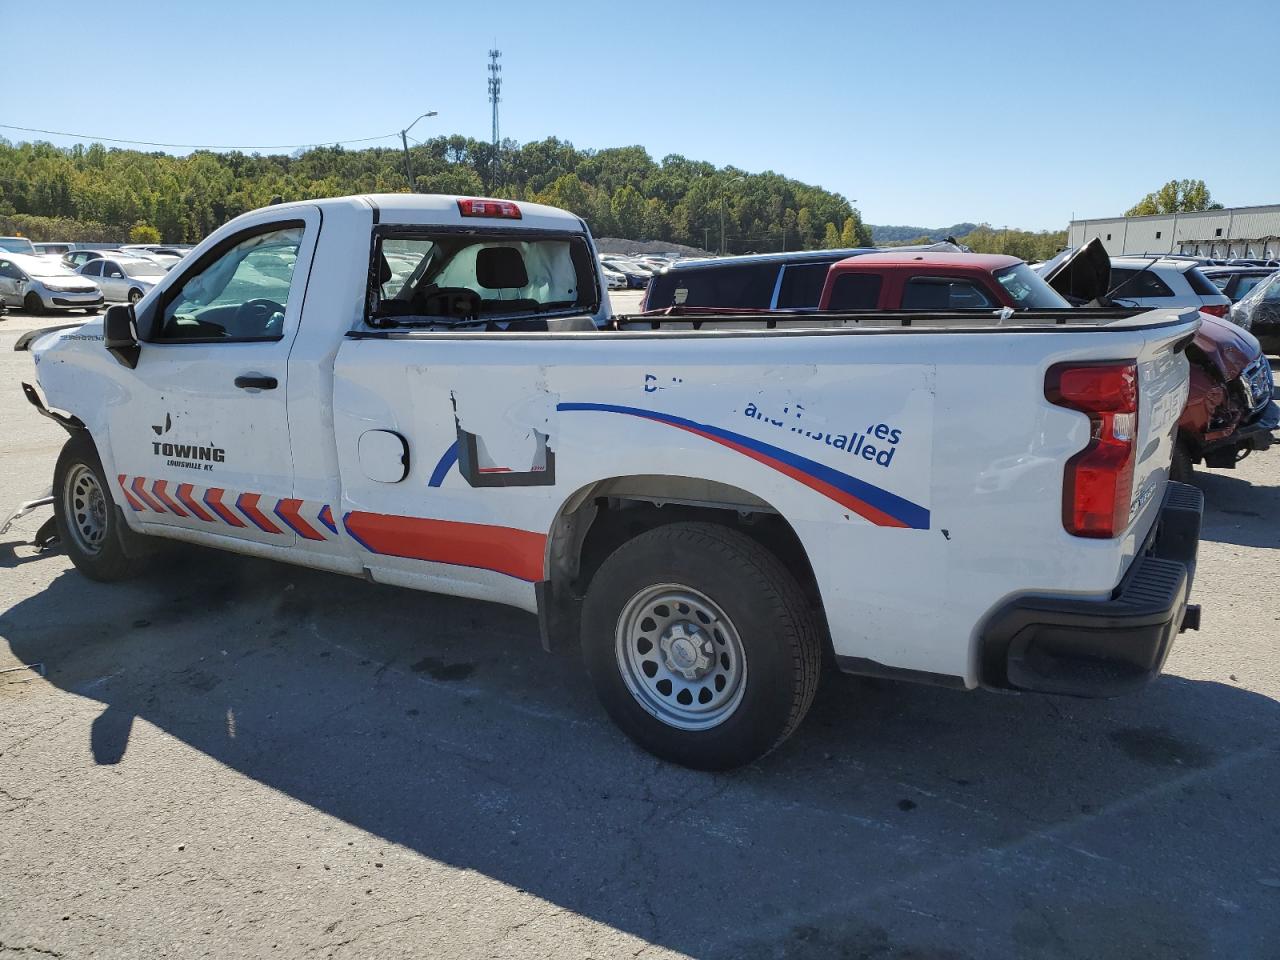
78;256;168;304
20;193;1203;770
0;253;103;314
600;262;627;289
1107;257;1232;318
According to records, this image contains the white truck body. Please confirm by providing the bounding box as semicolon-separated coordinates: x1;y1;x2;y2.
24;194;1204;768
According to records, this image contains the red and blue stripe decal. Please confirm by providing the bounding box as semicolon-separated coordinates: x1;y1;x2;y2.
557;402;929;530
236;492;282;534
427;441;459;488
342;512;546;582
120;476;338;541
203;487;247;527
274;498;325;541
318;504;338;535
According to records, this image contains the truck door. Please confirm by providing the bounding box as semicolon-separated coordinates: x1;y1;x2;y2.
107;208;322;547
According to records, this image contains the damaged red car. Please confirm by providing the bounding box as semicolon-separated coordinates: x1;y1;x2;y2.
1039;240;1277;482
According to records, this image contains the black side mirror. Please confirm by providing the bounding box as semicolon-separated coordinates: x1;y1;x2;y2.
103;304;140;369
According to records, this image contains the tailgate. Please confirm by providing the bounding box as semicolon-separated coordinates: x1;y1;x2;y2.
1127;310;1199;539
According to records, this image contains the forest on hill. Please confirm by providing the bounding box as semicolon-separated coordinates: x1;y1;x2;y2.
0;136;870;252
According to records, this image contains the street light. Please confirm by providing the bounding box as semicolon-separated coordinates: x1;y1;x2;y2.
720;176;745;256
400;111;438;192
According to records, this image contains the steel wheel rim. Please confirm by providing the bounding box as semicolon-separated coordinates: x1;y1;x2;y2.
64;464;108;555
615;583;747;731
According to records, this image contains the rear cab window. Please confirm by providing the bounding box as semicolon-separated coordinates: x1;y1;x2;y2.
825;272;883;310
368;229;599;327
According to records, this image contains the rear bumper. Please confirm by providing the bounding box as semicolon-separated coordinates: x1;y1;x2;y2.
979;481;1203;698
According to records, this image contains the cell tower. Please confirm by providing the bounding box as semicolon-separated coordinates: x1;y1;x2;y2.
487;48;502;192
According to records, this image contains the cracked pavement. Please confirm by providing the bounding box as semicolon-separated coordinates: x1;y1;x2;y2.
2;308;1279;959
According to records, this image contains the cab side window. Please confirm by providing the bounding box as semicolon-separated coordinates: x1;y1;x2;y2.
156;224;303;342
103;261;124;279
902;277;995;310
82;261;102;277
0;260;21;279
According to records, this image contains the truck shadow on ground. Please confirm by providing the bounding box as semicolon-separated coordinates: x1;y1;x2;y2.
1193;466;1280;549
3;542;1280;959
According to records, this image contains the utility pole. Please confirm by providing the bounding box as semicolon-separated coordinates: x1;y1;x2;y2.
399;111;438;192
720;176;744;256
487;48;502;193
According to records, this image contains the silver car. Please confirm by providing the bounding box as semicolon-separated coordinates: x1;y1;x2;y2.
0;253;104;314
78;256;167;304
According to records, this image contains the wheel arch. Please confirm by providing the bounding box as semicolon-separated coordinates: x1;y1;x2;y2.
539;473;830;653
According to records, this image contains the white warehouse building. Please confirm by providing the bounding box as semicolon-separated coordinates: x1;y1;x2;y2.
1068;204;1280;259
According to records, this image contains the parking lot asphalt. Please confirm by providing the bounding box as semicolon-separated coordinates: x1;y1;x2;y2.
2;306;1279;960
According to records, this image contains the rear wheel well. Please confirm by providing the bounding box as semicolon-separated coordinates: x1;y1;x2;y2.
541;478;828;652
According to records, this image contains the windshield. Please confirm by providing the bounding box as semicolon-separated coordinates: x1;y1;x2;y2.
0;237;37;255
370;232;599;324
994;263;1071;309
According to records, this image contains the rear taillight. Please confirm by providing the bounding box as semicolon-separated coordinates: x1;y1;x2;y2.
456;198;522;219
1046;361;1139;539
1199;303;1229;318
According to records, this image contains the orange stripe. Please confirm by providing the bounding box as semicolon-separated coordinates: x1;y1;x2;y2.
344;512;546;582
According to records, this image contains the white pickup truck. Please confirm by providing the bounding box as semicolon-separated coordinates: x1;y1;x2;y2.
20;194;1204;769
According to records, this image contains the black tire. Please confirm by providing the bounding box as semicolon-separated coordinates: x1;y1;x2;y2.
1170;440;1194;485
127;288;143;305
581;521;821;770
24;292;44;316
84;306;100;315
53;433;141;582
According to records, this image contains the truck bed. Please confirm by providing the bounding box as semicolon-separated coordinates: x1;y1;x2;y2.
611;305;1188;332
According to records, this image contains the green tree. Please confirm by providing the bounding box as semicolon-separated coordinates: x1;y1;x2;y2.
1125;179;1223;217
610;184;646;238
822;222;840;249
129;221;161;243
0;135;871;251
796;207;814;248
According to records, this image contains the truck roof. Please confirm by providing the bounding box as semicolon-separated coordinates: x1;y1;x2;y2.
240;193;588;231
831;251;1024;272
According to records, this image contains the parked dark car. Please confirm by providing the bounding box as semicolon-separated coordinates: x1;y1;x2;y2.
1201;265;1277;303
640;244;965;312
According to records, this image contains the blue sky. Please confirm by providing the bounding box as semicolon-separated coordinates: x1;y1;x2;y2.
3;0;1276;230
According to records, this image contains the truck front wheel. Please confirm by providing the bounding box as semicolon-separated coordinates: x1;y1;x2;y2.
53;434;140;582
581;521;821;770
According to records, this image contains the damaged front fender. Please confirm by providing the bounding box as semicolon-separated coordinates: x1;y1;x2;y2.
22;381;84;435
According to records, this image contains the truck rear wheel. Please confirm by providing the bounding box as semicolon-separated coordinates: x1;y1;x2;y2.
53;434;140;582
581;522;821;770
